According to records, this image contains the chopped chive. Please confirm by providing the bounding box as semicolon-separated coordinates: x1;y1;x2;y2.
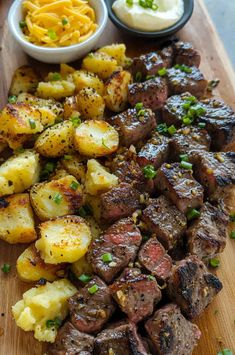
137;109;146;117
180;161;193;170
79;274;92;283
182;102;191;110
19;20;27;29
217;349;232;355
70;115;81;127
45;162;56;173
198;122;206;128
179;154;189;162
64;155;72;160
102;253;113;263
88;284;99;294
188;105;206;117
135;71;142;82
1;263;11;274
78;206;87;218
126;0;133;6
229;213;235;222
70;181;79;190
156;123;168;135
8;95;17;104
208;79;220;92
147;275;156;281
146;75;155;80
183;116;192;126
53;193;63;205
158;67;167;77
230;231;235;239
168;125;177;136
48;29;57;40
183;95;197;104
102;138;110;149
46;317;62;329
135;102;143;111
186;208;200;221
143;165;157;179
51;72;61;81
62;18;69;26
29;118;36;129
209;258;220;268
174;64;192;73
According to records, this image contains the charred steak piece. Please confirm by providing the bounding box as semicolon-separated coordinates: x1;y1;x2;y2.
167;255;223;319
145;303;201;355
48;321;94;355
138;238;172;281
110;268;162;323
160;46;174;68
197;98;235;151
186;202;228;259
173;41;201;68
69;276;116;334
141;196;187;250
169;126;211;161
131;52;168;79
94;322;148;355
155;163;204;213
99;183;141;225
193;151;235;195
88;218;142;284
137;133;170;169
128;77;168;111
110;107;156;147
166;66;207;98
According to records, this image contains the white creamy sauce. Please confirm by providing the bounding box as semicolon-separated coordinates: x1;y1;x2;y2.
112;0;184;31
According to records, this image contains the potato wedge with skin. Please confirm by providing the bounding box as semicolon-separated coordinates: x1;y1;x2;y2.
74;120;119;157
36;80;75;100
82;52;120;80
17;244;67;282
61;154;86;183
104;70;132;112
63;96;79;119
12;279;77;343
35;216;92;264
9;65;39;96
30;175;83;221
76;88;105;120
71;254;93;278
98;43;127;67
0;193;36;244
0;150;40;197
72;70;104;96
35;121;74;158
85;159;118;195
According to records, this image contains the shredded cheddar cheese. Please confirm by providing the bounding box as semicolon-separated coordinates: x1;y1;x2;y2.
21;0;98;47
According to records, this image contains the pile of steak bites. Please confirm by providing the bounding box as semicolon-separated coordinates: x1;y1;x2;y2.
49;41;235;355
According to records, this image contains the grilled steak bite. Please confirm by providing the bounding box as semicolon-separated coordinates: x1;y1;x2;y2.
88;218;142;283
138;238;172;281
131;52;167;79
141;196;187;250
166;66;207;98
110;107;157;147
162;92;194;128
193;151;235;195
186;202;228;259
169;126;211;161
167;255;223;319
173;41;201;68
155;163;204;213
137;133;170;169
128;77;168;111
110;268;162;323
160;46;174;68
69;276;116;334
94;322;148;355
145;303;201;355
48;321;94;355
99;183;141;225
197;98;235;151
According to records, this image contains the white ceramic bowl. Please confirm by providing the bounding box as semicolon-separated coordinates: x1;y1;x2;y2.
8;0;108;63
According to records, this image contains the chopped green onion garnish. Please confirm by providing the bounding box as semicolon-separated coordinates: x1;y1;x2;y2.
40;161;57;180
135;102;143;111
1;263;11;274
217;349;233;355
147;275;156;281
70;181;79;190
19;20;27;29
102;138;110;149
208;79;220;92
186;208;200;221
146;75;155;80
8;95;17;104
230;231;235;239
183;116;192;126
209;258;220;268
102;253;113;263
78;206;87;218
180;154;189;162
79;274;92;283
182;102;191;110
135;71;142;82
88;284;99;294
188;105;206;117
126;0;133;6
198;122;206;128
138;0;158;10
48;29;57;40
53;193;63;205
143;165;157;179
168;125;177;136
62;18;69;26
51;72;61;81
29;118;36;129
137;109;146;117
64;155;72;160
70;115;81;127
180;161;193;170
156;123;168;135
183;95;197;104
229;213;235;222
174;64;192;73
46;317;62;329
158;68;167;77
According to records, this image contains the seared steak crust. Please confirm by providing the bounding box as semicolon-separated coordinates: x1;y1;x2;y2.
167;255;223;319
162;92;194;127
173;41;201;68
131;52;167;78
145;303;201;355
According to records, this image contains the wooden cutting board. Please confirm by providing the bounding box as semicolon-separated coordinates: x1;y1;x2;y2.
0;0;235;354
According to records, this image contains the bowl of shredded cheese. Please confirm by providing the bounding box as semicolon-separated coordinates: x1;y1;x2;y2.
8;0;108;63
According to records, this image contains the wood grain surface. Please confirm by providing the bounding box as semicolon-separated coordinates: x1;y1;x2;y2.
0;1;235;354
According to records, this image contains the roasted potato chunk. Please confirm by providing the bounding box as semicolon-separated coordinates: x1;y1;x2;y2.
85;194;101;223
71;254;93;278
9;65;39;96
12;279;77;343
82;52;120;80
63;96;80;119
60;63;76;77
35;121;74;158
85;159;118;195
104;70;132;112
30;175;83;221
35;216;92;264
76;88;105;120
98;43;127;67
36;80;75;100
72;70;104;95
17;244;67;282
61;154;86;183
74;120;119;157
0;150;40;196
0;193;36;244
